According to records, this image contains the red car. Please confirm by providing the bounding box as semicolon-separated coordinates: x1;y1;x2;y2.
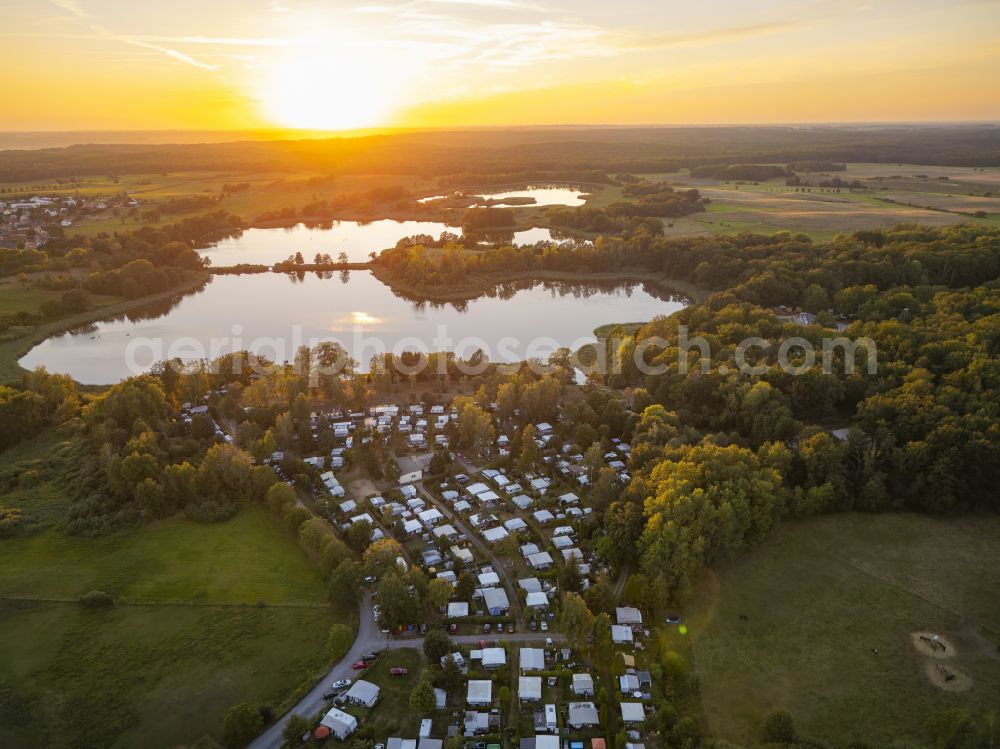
352;661;369;670
390;667;409;676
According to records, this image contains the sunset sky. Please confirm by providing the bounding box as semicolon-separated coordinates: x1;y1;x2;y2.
3;0;999;132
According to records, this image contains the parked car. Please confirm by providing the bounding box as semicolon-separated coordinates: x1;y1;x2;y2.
361;652;380;663
530;620;537;631
352;661;369;670
420;623;428;634
483;623;492;634
540;621;548;632
507;623;515;633
331;679;352;690
390;667;409;676
448;623;458;634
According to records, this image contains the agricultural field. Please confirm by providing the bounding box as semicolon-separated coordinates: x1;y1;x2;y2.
647;162;1000;241
22;162;1000;245
0;494;350;749
684;513;1000;746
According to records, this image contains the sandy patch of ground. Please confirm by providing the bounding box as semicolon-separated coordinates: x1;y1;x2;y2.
925;661;973;692
910;631;955;658
347;476;377;500
911;630;977;692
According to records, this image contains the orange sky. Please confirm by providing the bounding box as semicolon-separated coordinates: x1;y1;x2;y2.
2;0;999;132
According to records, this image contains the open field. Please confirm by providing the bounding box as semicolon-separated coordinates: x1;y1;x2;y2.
0;273;120;317
0;600;336;749
23;161;1000;245
0;504;350;748
0;505;331;604
640;162;1000;241
685;513;1000;746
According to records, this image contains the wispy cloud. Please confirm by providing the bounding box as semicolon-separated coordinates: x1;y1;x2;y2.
44;0;220;71
617;21;804;51
414;0;546;11
121;38;219;71
48;0;86;18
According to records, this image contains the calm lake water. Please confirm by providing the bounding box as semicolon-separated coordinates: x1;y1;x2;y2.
198;220;557;266
21;273;687;385
418;185;589;206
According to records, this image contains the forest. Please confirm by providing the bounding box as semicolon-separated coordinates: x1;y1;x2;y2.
2;125;1000;182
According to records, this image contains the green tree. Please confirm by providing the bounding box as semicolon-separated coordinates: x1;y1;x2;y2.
409;674;437;714
559;555;583;593
283;713;310;747
265;482;296;515
436;653;464;694
325;623;354;660
376;572;418;630
329;560;365;603
455;572;476;601
346;519;373;552
760;709;797;744
517;424;541;473
221;703;264;749
426;577;453;610
560;592;594;652
423;628;453;662
363;537;404;578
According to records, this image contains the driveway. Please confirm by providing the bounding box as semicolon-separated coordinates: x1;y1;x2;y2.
247;593;390;749
415;483;524;625
249;594;563;749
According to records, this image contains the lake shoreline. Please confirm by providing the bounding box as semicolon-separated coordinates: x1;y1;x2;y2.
369;265;710;304
1;271;210;386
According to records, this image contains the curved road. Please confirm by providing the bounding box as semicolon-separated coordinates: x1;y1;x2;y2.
250;594;562;749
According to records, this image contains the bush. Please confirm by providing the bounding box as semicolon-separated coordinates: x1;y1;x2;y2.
78;590;115;608
760;709;797;743
283;504;311;534
221;703;264;749
325;623;354;660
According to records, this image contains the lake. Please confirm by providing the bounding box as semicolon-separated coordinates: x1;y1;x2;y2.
198;220;558;266
418;185;589;206
20;273;687;385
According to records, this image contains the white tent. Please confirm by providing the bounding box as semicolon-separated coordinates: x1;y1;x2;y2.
467;680;492;706
572;673;595;697
482;526;509;543
321;708;358;739
520;647;545;671
620;702;645;724
345;679;380;707
481;647;506;668
518;676;542;701
616;607;643;626
525;591;549;608
611;624;634;644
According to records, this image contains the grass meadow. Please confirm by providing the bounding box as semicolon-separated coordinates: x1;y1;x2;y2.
683;513;1000;745
0;504;351;749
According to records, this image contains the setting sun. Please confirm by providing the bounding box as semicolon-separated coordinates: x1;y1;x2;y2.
256;40;408;130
